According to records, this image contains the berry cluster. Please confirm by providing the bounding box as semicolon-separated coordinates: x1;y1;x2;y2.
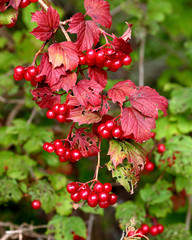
46;103;72;123
67;182;117;208
145;157;155;172
79;48;132;71
128;223;164;237
97;120;123;139
43;139;82;163
31;199;41;209
13;65;43;86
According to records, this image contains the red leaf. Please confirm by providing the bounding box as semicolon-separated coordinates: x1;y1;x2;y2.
0;3;7;12
129;86;168;119
67;106;101;125
84;0;112;29
108;80;136;105
30;6;60;41
38;53;66;89
88;66;108;88
31;87;61;109
121;107;156;143
9;0;21;10
100;96;110;115
48;42;79;69
111;35;132;54
73;79;104;108
51;71;77;92
67;13;100;51
70;128;100;157
121;22;132;41
66;94;81;107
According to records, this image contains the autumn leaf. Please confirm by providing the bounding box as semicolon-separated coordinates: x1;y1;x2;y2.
88;67;108;88
129;86;168;119
84;0;112;29
51;71;77;92
121;22;132;41
9;0;22;10
121;107;156;143
67;13;100;51
67;107;101;125
107;139;146;175
30;6;60;41
31;87;61;109
73;79;104;108
111;35;132;54
100;96;110;115
0;3;7;13
48;42;79;70
0;7;18;25
38;53;66;89
70;128;100;157
108;80;136;105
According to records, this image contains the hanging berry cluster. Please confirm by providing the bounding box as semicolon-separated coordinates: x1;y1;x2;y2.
10;0;168;210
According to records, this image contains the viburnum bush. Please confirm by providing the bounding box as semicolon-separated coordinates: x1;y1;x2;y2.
1;0;192;239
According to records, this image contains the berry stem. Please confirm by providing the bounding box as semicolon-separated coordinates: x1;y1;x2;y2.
66;122;76;141
94;139;101;181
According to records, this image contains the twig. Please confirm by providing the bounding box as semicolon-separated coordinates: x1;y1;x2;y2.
38;0;48;11
139;37;146;87
59;23;71;41
27;107;38;125
87;214;95;240
186;195;192;230
5;104;23;126
94;139;101;181
0;96;25;104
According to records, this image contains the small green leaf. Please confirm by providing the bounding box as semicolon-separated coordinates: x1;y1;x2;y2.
81;205;104;216
48;174;67;191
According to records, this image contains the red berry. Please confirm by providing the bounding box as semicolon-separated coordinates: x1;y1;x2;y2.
109;193;117;205
105;48;115;57
104;59;112;68
105;120;116;131
24;71;33;81
86;59;95;67
99;200;110;208
63;148;72;160
151;132;156;138
157;224;164;234
79;189;89;200
157;144;166;153
97;123;106;135
13;73;23;81
58;104;67;115
87;193;99;207
67;182;79;194
19;0;30;8
71;149;82;162
100;128;111;138
109;59;122;72
149;226;159;236
93;182;103;193
136;229;144;237
31;200;41;209
103;183;112;193
141;224;150;235
55;146;65;156
112;126;122;138
6;19;16;28
30;0;38;2
46;110;56;119
71;192;81;202
47;144;55;153
79;184;90;191
59;156;68;163
43;142;49;151
98;192;109;202
145;161;155;172
127;231;135;237
27;66;37;77
34;75;44;82
14;66;25;76
79;54;87;65
56;114;66;123
96;50;106;65
122;55;132;66
53;139;63;148
86;49;96;61
146;156;149;163
30;79;37;87
52;103;60;114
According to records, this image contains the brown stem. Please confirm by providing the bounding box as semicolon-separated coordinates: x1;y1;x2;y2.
27;108;38;125
139;36;146;87
59;24;71;41
186;195;192;230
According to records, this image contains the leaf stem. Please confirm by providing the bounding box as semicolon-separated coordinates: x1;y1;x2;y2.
66;123;76;141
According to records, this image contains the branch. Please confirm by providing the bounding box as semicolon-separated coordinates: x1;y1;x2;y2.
87;214;95;240
139;37;146;87
27;107;38;125
5;103;24;126
186;195;192;230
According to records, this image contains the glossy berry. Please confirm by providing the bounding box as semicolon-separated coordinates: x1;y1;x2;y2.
67;182;79;194
145;161;155;172
31;200;41;209
97;123;106;135
46;110;56;119
109;193;117;205
103;183;112;193
55;146;65;156
58;104;67;114
53;139;63;148
157;144;166;153
99;200;110;208
79;189;89;200
24;71;33;81
47;144;55;153
112;126;122;138
59;156;68;163
63;148;72;160
79;54;87;65
98;192;109;202
56;114;66;123
13;73;23;81
87;193;99;207
6;19;16;28
157;224;164;234
52;103;60;114
104;59;112;68
122;55;132;66
105;48;115;57
71;192;81;202
141;224;150;235
79;183;89;191
149;226;159;236
14;66;25;76
96;50;105;64
27;66;37;77
127;231;135;237
43;142;49;151
86;49;96;61
105;120;116;131
100;128;111;139
34;75;44;82
151;132;156;138
20;0;31;8
93;182;104;193
136;229;144;237
71;149;82;162
110;59;122;72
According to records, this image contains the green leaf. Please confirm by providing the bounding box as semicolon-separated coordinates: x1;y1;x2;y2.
81;205;104;216
42;151;60;167
48;174;67;191
107;161;138;194
47;215;86;240
0;178;22;204
149;199;173;218
0;7;18;25
161;224;192;240
115;201;146;229
55;194;72;216
175;175;192;195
